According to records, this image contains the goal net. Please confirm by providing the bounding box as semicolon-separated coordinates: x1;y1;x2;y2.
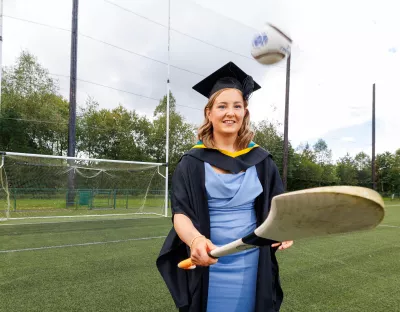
0;152;168;223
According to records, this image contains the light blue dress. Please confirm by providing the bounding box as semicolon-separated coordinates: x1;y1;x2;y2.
205;162;263;312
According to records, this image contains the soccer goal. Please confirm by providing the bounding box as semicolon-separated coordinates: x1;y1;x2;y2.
0;152;168;222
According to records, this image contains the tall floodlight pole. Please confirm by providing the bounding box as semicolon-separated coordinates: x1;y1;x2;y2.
282;54;291;191
67;0;79;206
164;0;171;217
372;83;376;190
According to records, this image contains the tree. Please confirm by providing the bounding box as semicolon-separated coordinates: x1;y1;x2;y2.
297;142;316;163
77;98;152;161
393;149;400;195
313;139;332;165
354;152;372;188
253;120;286;173
336;153;358;185
376;152;396;194
311;139;337;186
1;50;69;155
295;152;323;189
0;108;36;152
2;50;57;96
148;92;196;175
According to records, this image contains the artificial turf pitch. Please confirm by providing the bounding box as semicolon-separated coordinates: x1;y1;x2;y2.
0;201;399;311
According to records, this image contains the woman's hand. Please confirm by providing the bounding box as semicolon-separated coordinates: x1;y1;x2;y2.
272;240;293;250
190;236;218;267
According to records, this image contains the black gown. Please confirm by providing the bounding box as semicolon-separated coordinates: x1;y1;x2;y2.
156;143;285;312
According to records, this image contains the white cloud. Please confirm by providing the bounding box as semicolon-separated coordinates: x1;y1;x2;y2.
341;137;356;142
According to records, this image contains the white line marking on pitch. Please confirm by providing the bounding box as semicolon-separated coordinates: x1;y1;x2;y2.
1;212;162;221
0;216;164;226
0;236;167;254
379;224;400;229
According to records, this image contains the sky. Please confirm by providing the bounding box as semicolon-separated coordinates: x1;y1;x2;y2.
2;0;399;161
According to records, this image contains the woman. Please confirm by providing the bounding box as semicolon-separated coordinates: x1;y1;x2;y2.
157;62;293;312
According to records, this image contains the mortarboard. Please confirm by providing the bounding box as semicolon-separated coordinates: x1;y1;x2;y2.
192;62;261;100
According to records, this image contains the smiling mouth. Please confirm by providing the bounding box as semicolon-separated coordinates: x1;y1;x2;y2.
223;121;235;124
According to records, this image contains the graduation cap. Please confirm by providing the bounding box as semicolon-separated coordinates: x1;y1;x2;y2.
192;62;261;100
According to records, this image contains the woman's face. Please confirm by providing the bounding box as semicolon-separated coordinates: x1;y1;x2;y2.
207;89;246;137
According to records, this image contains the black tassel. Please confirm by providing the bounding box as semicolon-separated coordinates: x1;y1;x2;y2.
242;75;254;101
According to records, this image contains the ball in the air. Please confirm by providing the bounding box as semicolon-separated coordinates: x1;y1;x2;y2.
251;23;292;65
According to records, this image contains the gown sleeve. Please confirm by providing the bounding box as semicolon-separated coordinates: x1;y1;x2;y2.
267;157;285;310
268;159;284;205
170;159;199;227
156;157;201;309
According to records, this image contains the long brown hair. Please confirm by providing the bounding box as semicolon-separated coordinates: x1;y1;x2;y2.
197;88;254;150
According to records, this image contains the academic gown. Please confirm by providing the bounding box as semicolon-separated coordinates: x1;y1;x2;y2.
156;142;285;312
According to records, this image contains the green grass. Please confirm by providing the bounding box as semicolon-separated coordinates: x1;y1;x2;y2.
0;218;174;312
6;196;165;211
0;202;399;311
0;196;166;220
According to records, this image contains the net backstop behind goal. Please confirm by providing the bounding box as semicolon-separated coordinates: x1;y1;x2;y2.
0;152;168;223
